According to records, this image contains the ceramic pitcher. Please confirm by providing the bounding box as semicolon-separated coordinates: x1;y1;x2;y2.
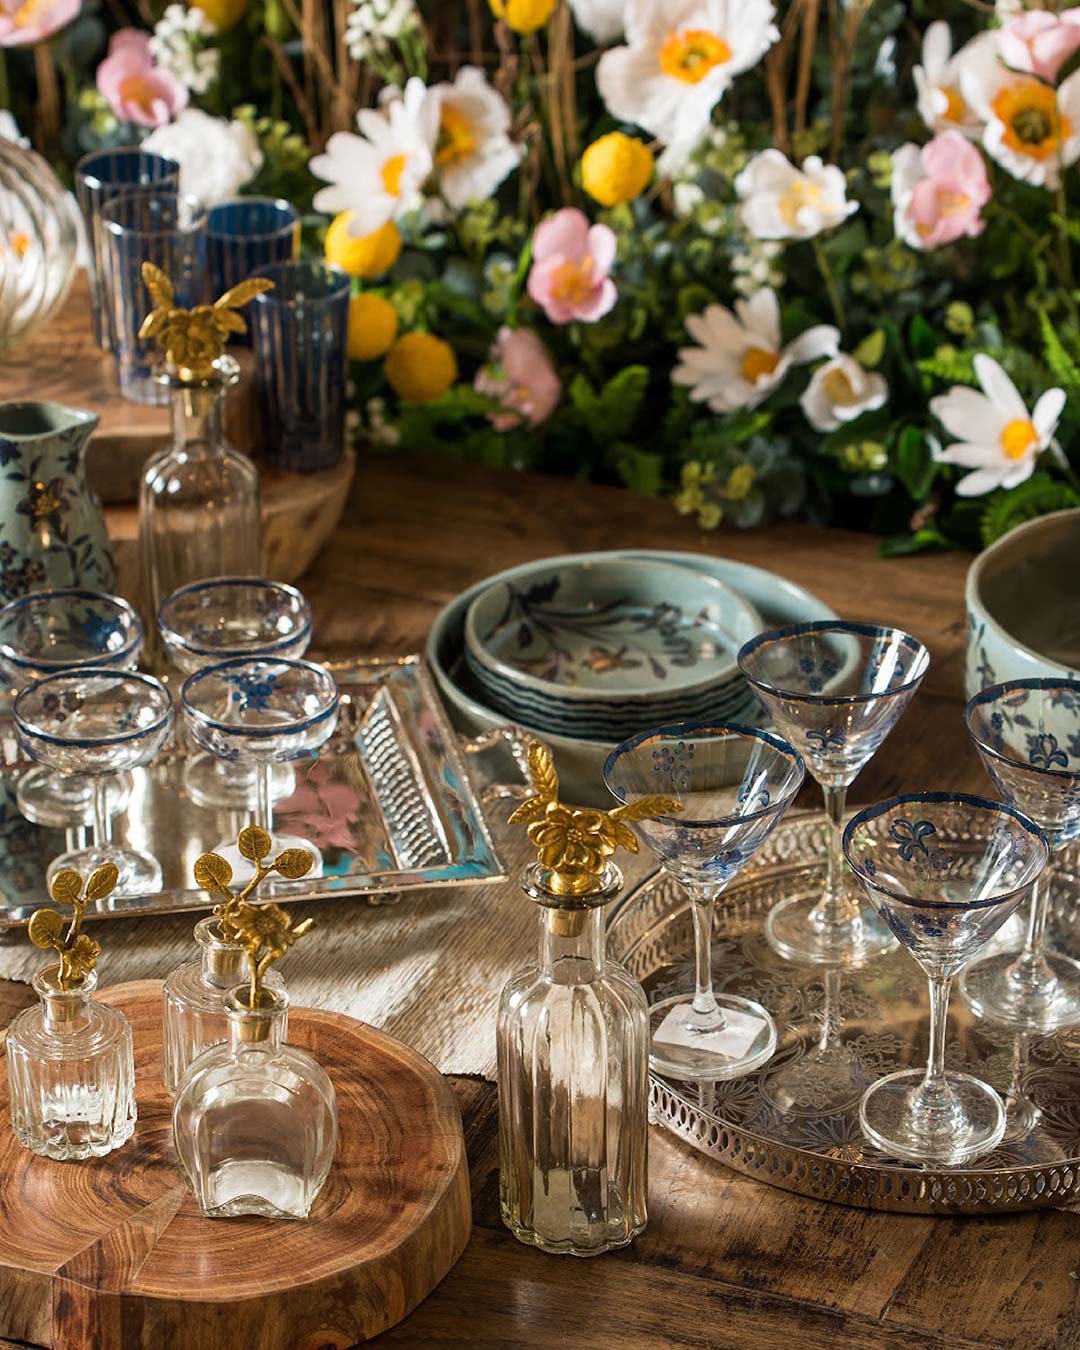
0;402;115;602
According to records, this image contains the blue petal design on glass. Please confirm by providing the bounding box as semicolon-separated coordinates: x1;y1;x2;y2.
889;817;937;860
806;724;846;753
1027;731;1069;770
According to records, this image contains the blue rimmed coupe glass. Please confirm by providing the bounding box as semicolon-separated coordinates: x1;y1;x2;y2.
738;622;930;967
961;679;1080;1032
604;723;804;1081
206;198;300;339
844;792;1048;1165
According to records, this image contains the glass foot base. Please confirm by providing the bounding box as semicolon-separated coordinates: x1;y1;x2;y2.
960;950;1080;1032
211;835;324;887
649;993;777;1081
859;1068;1004;1165
759;1045;867;1116
501;1207;645;1257
17;769;131;828
766;892;896;967
47;844;162;900
1000;1089;1041;1144
183;754;295;811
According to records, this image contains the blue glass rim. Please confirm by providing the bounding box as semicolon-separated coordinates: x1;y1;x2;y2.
158;577;312;660
74;146;180;193
14;670;172;747
966;678;1080;784
842;790;1050;910
250;260;351;305
737;620;930;707
181;656;339;739
603;720;806;829
0;589;143;671
206;197;299;239
100;190;206;238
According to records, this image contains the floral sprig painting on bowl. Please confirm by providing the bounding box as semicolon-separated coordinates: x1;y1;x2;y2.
7;0;1080;551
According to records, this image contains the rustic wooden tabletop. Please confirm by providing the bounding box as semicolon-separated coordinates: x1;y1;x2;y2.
0;296;1075;1349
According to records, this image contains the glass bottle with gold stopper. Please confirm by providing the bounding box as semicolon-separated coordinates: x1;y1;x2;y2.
162;824;313;1096
137;263;272;648
6;864;136;1159
497;744;680;1256
172;893;336;1220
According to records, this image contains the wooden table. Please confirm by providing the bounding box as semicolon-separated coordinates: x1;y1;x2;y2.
2;306;1077;1349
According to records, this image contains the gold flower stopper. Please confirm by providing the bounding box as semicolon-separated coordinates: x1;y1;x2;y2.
138;261;275;382
27;864;117;989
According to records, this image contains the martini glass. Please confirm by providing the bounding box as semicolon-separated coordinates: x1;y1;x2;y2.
0;589;142;827
14;671;173;896
604;723;805;1081
738;622;929;967
843;792;1048;1165
961;679;1080;1032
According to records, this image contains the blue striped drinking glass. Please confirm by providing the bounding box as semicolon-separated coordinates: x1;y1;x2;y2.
74;147;180;350
251;261;350;473
207;198;300;344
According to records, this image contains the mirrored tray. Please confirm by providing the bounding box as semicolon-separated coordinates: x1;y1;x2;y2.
608;812;1080;1215
0;655;504;926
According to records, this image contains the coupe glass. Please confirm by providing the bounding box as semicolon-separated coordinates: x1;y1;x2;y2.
181;657;339;870
604;723;805;1080
961;679;1080;1031
0;590;143;828
843;792;1048;1165
14;671;173;896
738;622;929;967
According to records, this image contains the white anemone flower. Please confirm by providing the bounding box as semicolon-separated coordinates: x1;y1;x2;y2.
914;23;999;138
963;63;1080;190
569;0;625;44
800;353;888;432
426;67;522;211
143;111;262;206
673;288;839;413
310;76;437;236
597;0;779;145
930;355;1065;496
735;150;857;241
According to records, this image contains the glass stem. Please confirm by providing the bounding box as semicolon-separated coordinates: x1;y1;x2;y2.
808;784;857;930
91;778;112;851
688;884;725;1032
911;973;957;1132
1006;868;1056;994
255;762;273;835
817;967;841;1056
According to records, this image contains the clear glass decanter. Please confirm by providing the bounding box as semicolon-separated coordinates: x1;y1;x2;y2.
5;863;136;1160
497;744;664;1257
172;896;336;1220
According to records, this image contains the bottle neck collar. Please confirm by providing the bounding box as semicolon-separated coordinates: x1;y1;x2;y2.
226;986;288;1052
33;965;94;1031
194;916;246;989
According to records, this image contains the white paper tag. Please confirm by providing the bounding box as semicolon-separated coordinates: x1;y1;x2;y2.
653;1004;764;1060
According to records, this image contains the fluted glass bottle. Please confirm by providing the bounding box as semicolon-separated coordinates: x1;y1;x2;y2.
173;986;336;1219
6;966;136;1160
497;862;649;1257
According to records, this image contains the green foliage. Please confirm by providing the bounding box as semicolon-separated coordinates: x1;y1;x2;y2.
979;474;1080;547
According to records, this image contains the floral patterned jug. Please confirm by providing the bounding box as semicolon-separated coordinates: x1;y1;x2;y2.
0;402;115;602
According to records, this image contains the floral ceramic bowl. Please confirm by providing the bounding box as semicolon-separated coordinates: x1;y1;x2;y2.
966;508;1080;700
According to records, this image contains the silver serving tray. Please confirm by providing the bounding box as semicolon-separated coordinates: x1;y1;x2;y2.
608;812;1080;1215
0;655;504;926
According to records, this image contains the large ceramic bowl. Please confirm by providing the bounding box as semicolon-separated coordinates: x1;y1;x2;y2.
966;508;1080;699
428;549;838;806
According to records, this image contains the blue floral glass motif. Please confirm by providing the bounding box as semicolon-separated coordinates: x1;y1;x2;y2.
798;654;840;693
737;780;770;809
225;669;279;712
78;607;123;653
653;741;695;792
1028;732;1069;770
806;724;846;753
889;817;937;860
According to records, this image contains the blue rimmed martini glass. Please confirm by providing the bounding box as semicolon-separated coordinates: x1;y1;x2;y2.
961;679;1080;1032
14;671;173;896
0;590;143;828
604;723;805;1081
738;622;929;967
844;792;1048;1165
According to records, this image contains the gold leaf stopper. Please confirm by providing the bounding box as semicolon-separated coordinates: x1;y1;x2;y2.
26;864;117;989
138;262;275;383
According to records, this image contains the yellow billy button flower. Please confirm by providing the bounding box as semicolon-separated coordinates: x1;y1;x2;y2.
384;333;458;402
324;212;402;279
489;0;556;34
581;133;654;207
348;294;398;362
191;0;248;29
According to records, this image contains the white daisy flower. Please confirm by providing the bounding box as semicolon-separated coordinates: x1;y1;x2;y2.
597;0;779;145
569;0;625;44
914;22;999;139
673;288;839;413
310;76;438;236
964;64;1080;190
426;67;522;211
735;150;857;241
930;354;1065;496
800;353;888;432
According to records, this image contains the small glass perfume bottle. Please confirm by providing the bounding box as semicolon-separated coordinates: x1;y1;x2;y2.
497;744;676;1256
6;863;136;1160
162;827;311;1095
172;894;336;1219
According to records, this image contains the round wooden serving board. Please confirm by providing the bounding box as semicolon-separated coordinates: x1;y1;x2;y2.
0;980;471;1350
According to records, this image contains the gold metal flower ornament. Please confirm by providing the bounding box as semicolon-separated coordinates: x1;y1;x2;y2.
26;864;118;989
138;262;275;382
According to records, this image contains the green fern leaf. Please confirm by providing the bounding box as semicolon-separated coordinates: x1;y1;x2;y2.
1038;310;1080;391
916;352;979;386
980;472;1080;547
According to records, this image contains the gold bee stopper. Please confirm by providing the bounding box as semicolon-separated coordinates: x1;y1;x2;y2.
138;261;275;383
508;742;681;935
27;864;117;991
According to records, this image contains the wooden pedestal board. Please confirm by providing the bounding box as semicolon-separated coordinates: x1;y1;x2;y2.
0;980;472;1350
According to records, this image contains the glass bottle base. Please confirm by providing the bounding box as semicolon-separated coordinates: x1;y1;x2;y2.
17;768;131;829
195;1160;314;1220
13;1113;136;1161
500;1206;645;1257
47;843;162;899
766;892;897;967
859;1068;1005;1165
649;992;777;1081
959;950;1080;1032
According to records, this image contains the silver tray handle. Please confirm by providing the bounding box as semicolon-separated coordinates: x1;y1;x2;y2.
459;726;534;804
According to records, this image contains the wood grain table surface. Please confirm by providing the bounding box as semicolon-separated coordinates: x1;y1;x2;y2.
1;300;1077;1349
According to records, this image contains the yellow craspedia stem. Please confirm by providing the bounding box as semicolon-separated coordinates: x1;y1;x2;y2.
581;132;654;207
489;0;556;35
325;213;402;279
190;0;247;31
384;333;458;402
348;293;398;362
